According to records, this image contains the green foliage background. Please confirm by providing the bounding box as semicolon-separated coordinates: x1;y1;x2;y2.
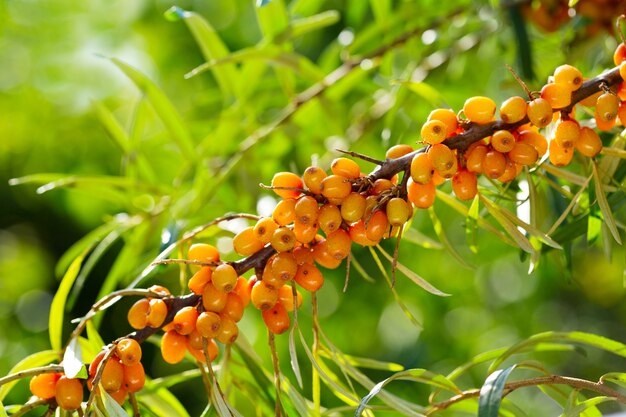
1;0;625;415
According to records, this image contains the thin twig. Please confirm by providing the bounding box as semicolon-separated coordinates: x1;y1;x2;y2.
85;345;116;414
129;392;140;417
0;365;64;387
505;64;532;99
335;149;385;165
11;398;50;417
151;259;221;268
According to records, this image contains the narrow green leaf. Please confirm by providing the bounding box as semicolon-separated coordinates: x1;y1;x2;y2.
600;146;626;159
111;58;197;163
350;256;376;283
396;81;448;108
592;160;622;244
86;321;106;358
402;227;443;250
479;195;535;254
318;350;403;372
101;386;131;417
376;245;450;296
478;365;517;417
0;350;59;401
289;325;303;388
547;174;593;236
465;194;480;253
0;398;7;417
50;252;86;351
563;396;614;417
62;338;86;379
256;0;289;40
287;11;340;39
138;384;192;417
369;0;391;23
428;208;474;269
496;201;562;249
9;174;164;195
600;372;626;388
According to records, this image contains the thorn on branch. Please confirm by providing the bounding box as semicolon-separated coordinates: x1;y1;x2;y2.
335;149;385;165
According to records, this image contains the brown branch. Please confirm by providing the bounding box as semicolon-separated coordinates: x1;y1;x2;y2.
0;365;64;387
427;374;626;414
11;398;51;417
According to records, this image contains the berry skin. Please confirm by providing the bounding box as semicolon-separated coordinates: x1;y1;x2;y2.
498;158;518;183
253;217;279;244
292;245;314;265
202;283;228;313
312;240;343;269
271;172;304;199
92;355;124;392
386;197;411;227
216;315;239;345
233;227;265;256
549;140;574;166
187;243;220;265
428;108;458;135
302;166;327;194
428;144;455;174
407;178;436;209
116;338;142;366
172;306;199;336
222;293;245;322
294;220;318;244
318;204;342;235
371;179;393;195
410;152;435;184
540;83;571;108
251;281;279;310
55;377;83;411
29;372;60;399
421;120;448;144
271;227;296;252
482;150;507;179
196;311;222;338
263;302;291;334
127;298;150;330
146;298;168;328
463;96;496;124
271;252;298;282
576;127;603;157
553;64;583;91
294;263;324;292
527;98;552;127
348;220;377;246
295;195;319;226
331;157;361;179
325;229;352;260
595;92;619;123
518;130;548;157
188;267;212;295
161;330;188;364
620;62;626;83
320;175;352;203
123;363;145;393
341;192;367;223
491;130;515;153
272;198;297;226
614;43;626;66
212;264;238;293
385;144;414;159
500;96;527;123
233;276;251;306
465;144;487;174
365;210;389;242
554;119;580;149
451;170;477;201
508;142;538;166
278;285;303;311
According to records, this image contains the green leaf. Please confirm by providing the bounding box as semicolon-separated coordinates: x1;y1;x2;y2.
86;321;106;358
289;325;303;388
62;338;87;379
402;227;443;250
466;194;479;253
592;160;622;244
350;256;376;283
138;384;192;417
479;194;535;254
478;365;517;417
563;396;614;417
318;351;404;372
0;398;7;417
0;350;59;401
428;207;474;269
495;200;562;249
111;58;197;163
396;81;448;108
600;146;626;159
50;251;86;351
101;386;131;417
287;11;340;39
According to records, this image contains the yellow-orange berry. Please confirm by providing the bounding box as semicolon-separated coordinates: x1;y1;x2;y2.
263;302;291;334
491;130;516;153
341;192;367;223
294;219;318;244
527;98;553;127
508;142;538;166
595;92;619;123
371;178;393;195
127;298;150;330
55;377;83;411
216;315;239;344
271;227;296;252
451;170;477;201
172;306;199;336
271;172;303;199
29;372;59;400
620;62;626;83
123;362;145;393
465;144;487;173
292;245;314;265
146;298;168;328
320;175;352;202
222;293;245;322
202;283;228;313
348;220;377;246
188;267;212;295
187;243;220;265
407;178;436;209
302;166;327;194
212;264;238;293
386;197;411;226
161;330;187;364
365;210;389;242
233;276;251;307
251;281;279;310
518;130;548;157
500;96;527;123
410;152;435;184
614;43;626;66
498;158;518;183
428;108;458;135
549;140;574;166
101;357;124;392
295;195;319;226
278;285;303;311
331;157;360;179
253;217;279;244
233;226;265;256
312;240;342;269
463;96;496;124
482;149;507;179
196;311;221;338
116;338;142;366
108;387;127;405
554;119;580;149
318;204;342;235
325;229;352;260
271;252;298;282
576;127;602;157
553;64;583;91
421;120;448;144
294;263;324;292
428;144;455;174
272;198;297;226
385;144;414;159
540;83;571;108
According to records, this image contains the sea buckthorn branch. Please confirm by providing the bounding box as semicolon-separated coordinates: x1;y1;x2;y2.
130;293;200;344
0;365;64;388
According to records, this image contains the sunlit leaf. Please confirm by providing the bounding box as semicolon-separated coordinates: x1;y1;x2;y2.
479;195;535;254
0;398;7;417
289;325;303;388
396;80;448;108
478;365;517;417
50;251;86;351
62;338;87;379
600;146;626;159
592;160;622;244
318;350;403;372
0;351;59;401
428;207;474;269
563;396;615;417
466;194;479;253
402;226;443;250
100;386;131;417
287;11;340;39
139;382;192;417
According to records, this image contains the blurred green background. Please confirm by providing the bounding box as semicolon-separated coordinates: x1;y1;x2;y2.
1;0;626;415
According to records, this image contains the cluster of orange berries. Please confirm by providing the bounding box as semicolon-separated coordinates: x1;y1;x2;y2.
29;372;83;411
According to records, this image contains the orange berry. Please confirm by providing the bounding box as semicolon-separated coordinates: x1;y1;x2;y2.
554;119;580;149
421;120;448;144
553;64;583;91
463;96;496;124
518;130;548;157
451;170;477;201
123;363;145;393
292;245;314;265
386;197;411;227
385;144;414;159
428;144;455;174
278;285;303;311
202;283;228;313
302;166;327;194
100;357;124;392
233;276;251;307
465;144;487;173
619;101;626;125
576;127;603;157
172;306;198;336
320;175;352;202
341;192;367;223
595;109;616;131
251;280;279;310
147;285;170;296
500;96;527;123
55;377;83;410
595;92;619;123
549;140;574;166
614;43;626;66
318;204;342;235
540;83;571;109
196;311;222;338
233;226;265;256
482;149;507;179
271;252;298;282
161;330;187;364
580;90;602;107
365;210;389;242
325;229;352;260
371;178;393;195
222;293;245;322
436;155;458;179
410;152;435;184
428;108;458;135
263;302;291;335
188;267;212;295
116;338;142;366
294;219;318;244
498;158;518;183
312;240;343;269
108;387;127;405
271;227;296;252
29;372;60;399
187;329;204;350
272;198;297;226
294;263;324;292
146;298;168;328
508;142;538;166
271;172;303;199
187;243;220;265
491;130;516;153
348;220;377;246
527;98;552;127
295;195;319;226
620;62;626;83
407;178;436;209
331;157;360;179
127;298;150;330
216;315;239;344
253;217;279;244
212;264;238;293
